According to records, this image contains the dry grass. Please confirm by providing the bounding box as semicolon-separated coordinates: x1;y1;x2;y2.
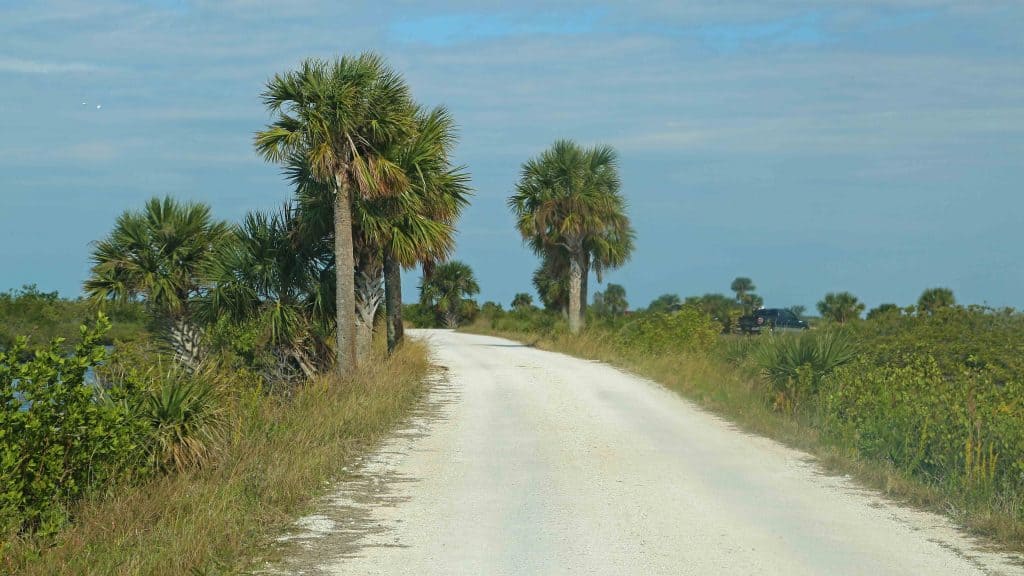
465;324;1024;553
3;341;431;575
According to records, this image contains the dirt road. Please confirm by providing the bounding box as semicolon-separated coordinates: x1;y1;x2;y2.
267;330;1023;575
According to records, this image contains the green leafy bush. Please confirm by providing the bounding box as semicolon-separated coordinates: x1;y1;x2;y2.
615;307;720;356
402;303;438;328
822;355;1024;491
0;316;149;536
489;309;564;334
851;305;1024;384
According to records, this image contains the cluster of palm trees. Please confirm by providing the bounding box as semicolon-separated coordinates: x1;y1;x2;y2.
87;53;470;376
509;140;635;334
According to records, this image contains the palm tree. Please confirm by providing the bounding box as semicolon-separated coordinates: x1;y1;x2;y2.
817;292;865;324
85;196;231;369
511;293;534;311
730;277;755;302
285;106;470;359
593;283;628;318
380;106;470;353
198;207;333;379
918;287;955;315
419;261;480;328
255;54;416;374
509;140;634;334
730;277;762;313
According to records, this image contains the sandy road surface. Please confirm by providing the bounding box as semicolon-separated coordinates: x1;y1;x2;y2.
265;329;1023;576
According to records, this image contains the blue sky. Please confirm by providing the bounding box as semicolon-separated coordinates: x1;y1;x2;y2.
2;0;1022;311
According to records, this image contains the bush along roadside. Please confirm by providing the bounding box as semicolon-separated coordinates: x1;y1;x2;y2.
462;305;1024;552
2;317;431;575
1;315;148;537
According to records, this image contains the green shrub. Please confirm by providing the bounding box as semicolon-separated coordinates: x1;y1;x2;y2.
851;305;1024;384
490;309;564;334
0;316;149;536
402;303;438;328
615;307;720;356
822;355;1024;491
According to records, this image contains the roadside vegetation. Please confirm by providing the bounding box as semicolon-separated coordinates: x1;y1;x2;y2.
2;52;462;572
3;332;429;575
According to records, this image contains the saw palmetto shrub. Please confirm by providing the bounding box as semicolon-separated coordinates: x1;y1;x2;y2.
754;330;859;411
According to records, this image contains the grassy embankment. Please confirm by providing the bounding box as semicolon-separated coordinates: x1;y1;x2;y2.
463;307;1024;553
3;339;431;575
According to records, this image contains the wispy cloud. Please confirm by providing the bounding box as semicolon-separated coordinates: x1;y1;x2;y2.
695;12;828;52
390;9;607;45
0;56;108;75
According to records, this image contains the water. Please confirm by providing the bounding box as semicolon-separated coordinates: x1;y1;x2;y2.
8;345;113;411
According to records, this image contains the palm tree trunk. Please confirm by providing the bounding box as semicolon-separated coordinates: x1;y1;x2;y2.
444;308;459;329
421;259;436;293
568;254;584;334
169;316;203;372
290;346;317;380
384;255;404;353
334;172;357;374
580;253;590;316
355;267;383;364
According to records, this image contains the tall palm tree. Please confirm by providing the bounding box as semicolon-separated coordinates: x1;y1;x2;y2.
380;106;470;353
509;140;634;334
419;261;480;328
85;196;231;369
286;106;470;358
255;54;416;374
198;207;333;379
730;277;755;302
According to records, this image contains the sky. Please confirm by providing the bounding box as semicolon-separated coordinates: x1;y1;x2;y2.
1;0;1022;312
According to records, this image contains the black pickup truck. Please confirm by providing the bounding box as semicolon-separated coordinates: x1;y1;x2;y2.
738;308;809;334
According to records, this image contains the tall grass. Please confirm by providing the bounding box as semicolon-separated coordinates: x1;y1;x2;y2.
3;341;430;575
